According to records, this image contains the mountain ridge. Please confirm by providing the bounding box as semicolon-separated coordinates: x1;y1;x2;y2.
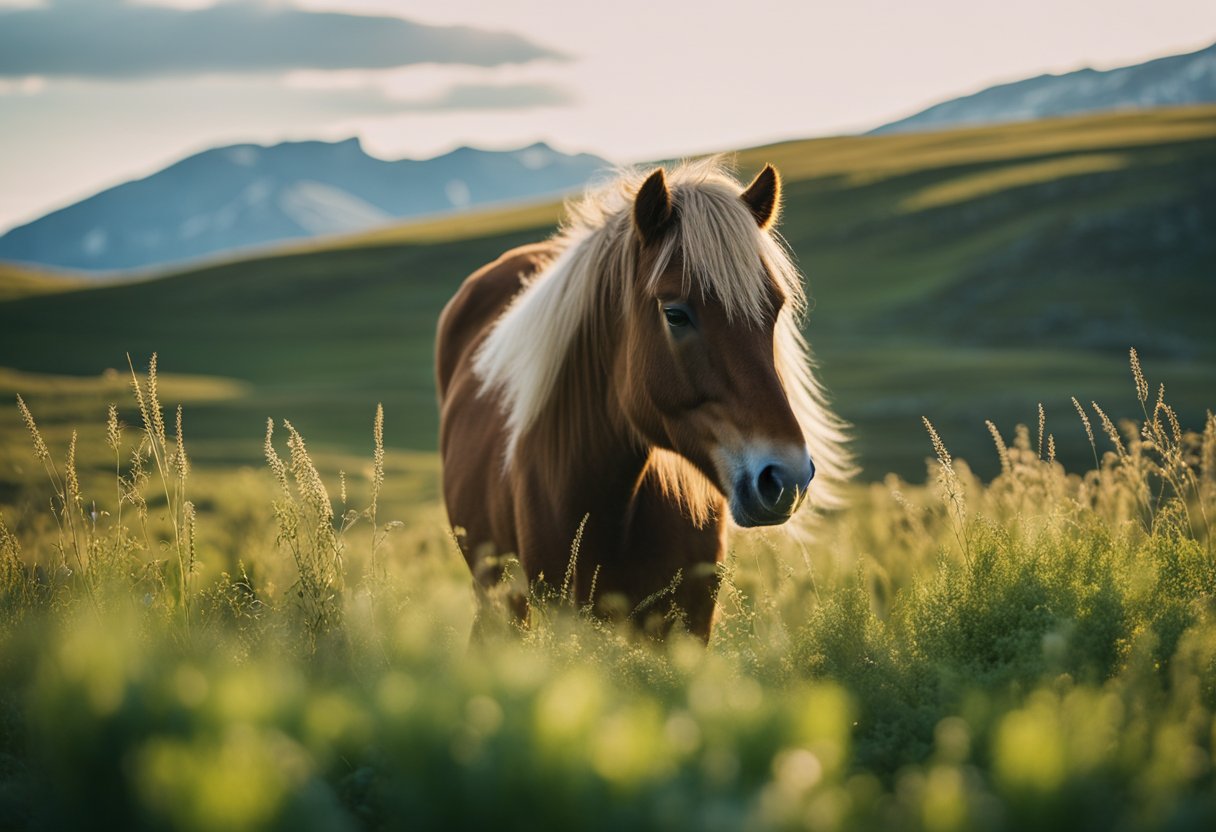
0;138;608;273
873;40;1216;134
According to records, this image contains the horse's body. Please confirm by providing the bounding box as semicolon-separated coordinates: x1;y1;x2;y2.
436;161;848;639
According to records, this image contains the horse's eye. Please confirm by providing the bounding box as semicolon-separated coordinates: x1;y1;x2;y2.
664;306;692;328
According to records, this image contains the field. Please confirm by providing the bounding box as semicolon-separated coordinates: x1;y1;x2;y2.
0;352;1213;830
1;108;1215;830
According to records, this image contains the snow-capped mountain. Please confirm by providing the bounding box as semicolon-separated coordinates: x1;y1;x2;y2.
873;40;1216;134
0;138;608;273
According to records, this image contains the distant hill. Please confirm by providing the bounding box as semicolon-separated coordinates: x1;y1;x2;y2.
873;40;1216;134
0;139;608;273
1;107;1213;483
0;262;84;301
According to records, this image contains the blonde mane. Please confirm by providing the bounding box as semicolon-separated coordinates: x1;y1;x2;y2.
472;157;852;515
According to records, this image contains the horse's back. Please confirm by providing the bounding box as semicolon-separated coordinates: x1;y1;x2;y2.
435;243;553;400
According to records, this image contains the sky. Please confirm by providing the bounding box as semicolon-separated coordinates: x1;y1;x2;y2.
1;0;1214;233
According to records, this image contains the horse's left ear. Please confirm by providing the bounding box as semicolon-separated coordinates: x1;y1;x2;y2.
741;164;781;229
634;168;674;246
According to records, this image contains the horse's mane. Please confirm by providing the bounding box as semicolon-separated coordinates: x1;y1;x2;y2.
473;157;852;518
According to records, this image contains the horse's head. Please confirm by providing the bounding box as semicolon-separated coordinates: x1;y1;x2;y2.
617;165;815;527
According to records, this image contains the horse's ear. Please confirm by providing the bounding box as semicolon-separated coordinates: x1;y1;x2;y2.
741;164;781;229
634;168;673;246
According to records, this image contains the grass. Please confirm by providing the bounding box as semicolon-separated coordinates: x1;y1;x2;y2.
0;262;85;301
897;153;1130;211
0;106;1212;495
0;351;1212;831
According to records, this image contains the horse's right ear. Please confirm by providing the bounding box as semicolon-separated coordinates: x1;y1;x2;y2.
633;168;673;246
741;164;781;229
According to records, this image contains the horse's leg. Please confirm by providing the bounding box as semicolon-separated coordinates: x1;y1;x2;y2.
625;476;726;642
676;562;722;642
467;559;530;645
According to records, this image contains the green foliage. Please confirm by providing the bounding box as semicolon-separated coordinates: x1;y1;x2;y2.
0;353;1212;831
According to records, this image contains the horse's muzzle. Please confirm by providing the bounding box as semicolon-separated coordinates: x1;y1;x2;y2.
730;450;815;526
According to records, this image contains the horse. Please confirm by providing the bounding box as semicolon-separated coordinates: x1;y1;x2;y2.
435;158;849;640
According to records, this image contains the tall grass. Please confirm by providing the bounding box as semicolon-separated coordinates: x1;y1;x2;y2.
0;351;1213;831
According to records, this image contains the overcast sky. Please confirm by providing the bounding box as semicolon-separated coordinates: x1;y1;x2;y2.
1;0;1214;232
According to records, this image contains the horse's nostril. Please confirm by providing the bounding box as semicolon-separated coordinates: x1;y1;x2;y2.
756;464;787;510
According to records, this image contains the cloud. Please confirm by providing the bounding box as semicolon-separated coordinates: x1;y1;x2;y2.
208;77;577;115
259;78;577;116
387;81;575;112
0;0;566;79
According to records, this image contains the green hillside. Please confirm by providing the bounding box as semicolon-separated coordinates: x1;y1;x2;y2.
1;106;1213;495
0;262;85;301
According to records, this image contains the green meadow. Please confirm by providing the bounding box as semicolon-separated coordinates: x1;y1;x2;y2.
0;107;1215;830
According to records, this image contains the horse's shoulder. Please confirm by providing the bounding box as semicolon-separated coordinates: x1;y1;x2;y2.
436;242;555;398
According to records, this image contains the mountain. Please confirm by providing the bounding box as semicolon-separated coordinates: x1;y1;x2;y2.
0;139;608;273
873;40;1216;134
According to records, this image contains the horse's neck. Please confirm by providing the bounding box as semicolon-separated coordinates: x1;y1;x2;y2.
520;309;648;529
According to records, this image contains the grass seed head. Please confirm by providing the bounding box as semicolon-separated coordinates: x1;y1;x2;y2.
985;420;1011;476
127;355;151;435
16;395;50;463
106;404;122;453
1203;410;1216;486
283;420;333;524
1130;347;1149;404
372;403;385;505
148;352;167;446
922;417;953;473
264;419;290;497
1092;401;1126;457
65;430;80;503
1072;397;1094;447
1037;403;1046;459
184;500;197;576
124;438;150;519
173;405;189;479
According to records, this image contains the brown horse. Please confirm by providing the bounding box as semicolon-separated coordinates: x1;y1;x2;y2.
436;159;849;639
